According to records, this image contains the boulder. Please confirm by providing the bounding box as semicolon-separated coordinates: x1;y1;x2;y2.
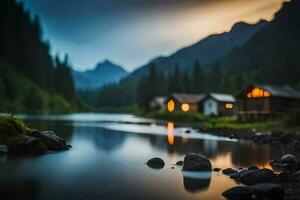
222;168;238;175
222;186;253;200
251;183;284;199
230;170;247;179
281;154;297;164
182;153;212;171
239;169;275;185
147;157;165;169
29;130;68;151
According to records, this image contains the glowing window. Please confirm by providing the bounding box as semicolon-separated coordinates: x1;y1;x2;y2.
181;103;190;112
247;87;271;98
167;100;175;112
225;103;234;109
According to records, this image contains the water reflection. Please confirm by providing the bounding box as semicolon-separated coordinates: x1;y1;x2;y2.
3;114;284;200
167;122;174;145
182;171;212;193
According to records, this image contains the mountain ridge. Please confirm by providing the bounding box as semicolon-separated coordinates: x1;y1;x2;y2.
72;59;128;90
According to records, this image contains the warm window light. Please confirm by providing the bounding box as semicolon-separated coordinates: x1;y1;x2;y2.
167;122;174;145
247;87;271;98
181;103;190;112
225;103;234;109
167;100;175;112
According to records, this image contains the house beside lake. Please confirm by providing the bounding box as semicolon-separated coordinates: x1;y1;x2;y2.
237;84;300;120
165;93;206;112
163;93;236;116
203;93;237;116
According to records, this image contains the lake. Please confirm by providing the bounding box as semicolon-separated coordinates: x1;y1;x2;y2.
0;113;283;200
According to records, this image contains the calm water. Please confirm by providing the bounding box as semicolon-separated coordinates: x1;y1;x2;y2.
0;113;283;200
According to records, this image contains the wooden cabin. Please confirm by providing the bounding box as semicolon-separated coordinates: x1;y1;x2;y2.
237;84;300;120
165;93;206;112
149;96;166;111
203;93;237;116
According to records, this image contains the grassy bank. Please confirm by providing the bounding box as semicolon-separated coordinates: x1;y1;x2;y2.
144;111;300;134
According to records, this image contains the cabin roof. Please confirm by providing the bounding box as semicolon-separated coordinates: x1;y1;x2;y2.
238;84;300;99
208;93;236;102
170;93;206;103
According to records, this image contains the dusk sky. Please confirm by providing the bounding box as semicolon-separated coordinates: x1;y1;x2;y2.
21;0;288;72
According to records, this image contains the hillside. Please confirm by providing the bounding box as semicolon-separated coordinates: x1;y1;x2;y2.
0;58;81;114
72;60;128;90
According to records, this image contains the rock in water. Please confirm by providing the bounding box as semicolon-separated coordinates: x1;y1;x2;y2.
213;167;222;172
222;168;238;175
281;154;297;164
251;183;284;200
222;186;253;200
182;153;212;171
147;158;165;169
239;169;275;185
248;165;259;170
29;130;68;151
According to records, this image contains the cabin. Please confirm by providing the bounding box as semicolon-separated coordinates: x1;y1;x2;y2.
237;84;300;120
149;96;166;112
203;93;236;116
165;93;206;112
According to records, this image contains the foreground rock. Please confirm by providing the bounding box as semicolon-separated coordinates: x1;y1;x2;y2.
222;186;253;200
222;168;238;175
239;169;275;185
2;129;70;155
28;130;68;151
182;153;212;171
251;183;284;199
147;157;165;169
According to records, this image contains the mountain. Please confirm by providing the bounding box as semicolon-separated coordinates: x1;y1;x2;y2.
97;0;300;108
72;60;128;90
126;20;268;80
216;0;300;86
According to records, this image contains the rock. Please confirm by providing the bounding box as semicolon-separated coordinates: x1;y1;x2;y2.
182;153;212;171
222;186;253;200
281;154;297;164
222;168;238;175
185;129;191;133
0;145;8;154
280;133;293;144
213;167;222;172
270;160;282;168
251;183;284;199
29;130;69;151
176;161;184;166
248;165;259;170
230;170;247;179
239;169;275;185
7;136;47;154
147;157;165;169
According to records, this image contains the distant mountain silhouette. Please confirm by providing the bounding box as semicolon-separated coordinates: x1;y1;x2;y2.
72;60;128;90
216;0;300;86
127;20;268;80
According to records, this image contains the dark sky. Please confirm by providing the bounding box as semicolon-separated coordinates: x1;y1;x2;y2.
21;0;287;71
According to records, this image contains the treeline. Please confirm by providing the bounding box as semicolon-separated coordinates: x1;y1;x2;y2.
0;0;84;113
